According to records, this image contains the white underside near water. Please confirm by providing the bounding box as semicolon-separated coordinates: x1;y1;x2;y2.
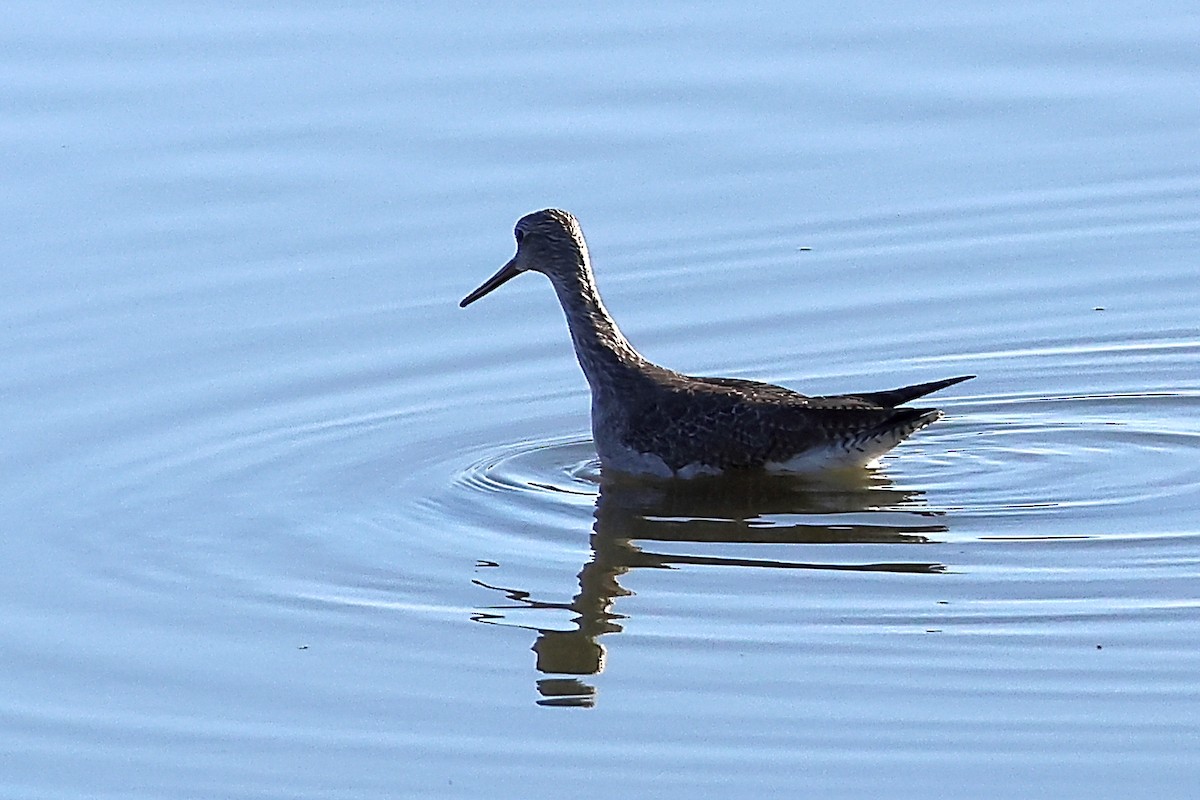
599;437;904;479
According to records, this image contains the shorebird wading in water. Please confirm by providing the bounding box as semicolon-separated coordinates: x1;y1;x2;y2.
460;208;973;479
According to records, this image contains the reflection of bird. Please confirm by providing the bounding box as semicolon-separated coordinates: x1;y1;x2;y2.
472;472;949;706
591;473;948;554
462;208;973;478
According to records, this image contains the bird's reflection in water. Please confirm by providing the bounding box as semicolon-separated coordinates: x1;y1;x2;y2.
472;469;949;708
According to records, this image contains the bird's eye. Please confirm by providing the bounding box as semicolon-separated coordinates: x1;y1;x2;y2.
514;228;524;244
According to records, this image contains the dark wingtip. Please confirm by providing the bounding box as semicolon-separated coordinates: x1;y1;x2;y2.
941;374;976;389
848;374;976;408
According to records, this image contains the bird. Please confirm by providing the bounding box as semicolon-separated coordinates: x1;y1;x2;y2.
460;208;973;479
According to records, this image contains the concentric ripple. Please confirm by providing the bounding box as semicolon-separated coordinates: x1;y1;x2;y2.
442;389;1200;545
444;381;1200;710
458;435;601;501
7;2;1200;792
909;391;1200;529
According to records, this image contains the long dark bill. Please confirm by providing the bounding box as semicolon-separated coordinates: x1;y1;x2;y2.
460;258;522;308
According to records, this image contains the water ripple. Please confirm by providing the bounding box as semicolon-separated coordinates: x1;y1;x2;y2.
911;391;1200;523
441;388;1200;536
457;435;600;500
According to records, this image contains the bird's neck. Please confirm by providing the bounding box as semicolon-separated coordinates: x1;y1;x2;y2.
547;261;647;393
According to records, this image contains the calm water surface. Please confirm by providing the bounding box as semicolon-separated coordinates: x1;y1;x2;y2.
3;3;1199;798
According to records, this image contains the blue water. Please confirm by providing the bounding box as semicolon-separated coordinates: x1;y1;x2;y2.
3;3;1199;798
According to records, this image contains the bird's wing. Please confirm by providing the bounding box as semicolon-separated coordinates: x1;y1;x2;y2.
690;375;880;407
623;380;932;470
696;374;974;409
835;374;975;408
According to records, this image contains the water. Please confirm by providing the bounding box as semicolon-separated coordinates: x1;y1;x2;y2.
3;3;1199;797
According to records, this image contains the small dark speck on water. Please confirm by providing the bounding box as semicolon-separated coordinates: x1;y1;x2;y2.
476;559;499;568
798;246;813;252
1094;306;1106;311
1097;644;1103;650
298;645;308;650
